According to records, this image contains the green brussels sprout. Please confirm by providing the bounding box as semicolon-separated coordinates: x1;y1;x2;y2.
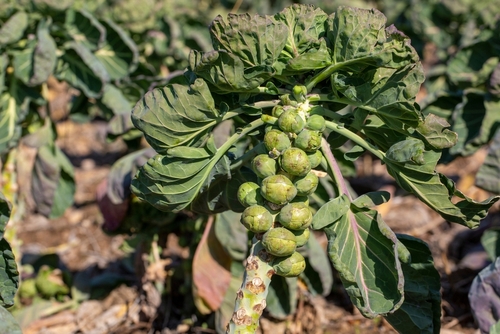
272;105;285;118
292;85;307;102
306;114;326;131
241;205;274;233
294;129;322;152
264;129;291;153
280;147;311;177
293;228;310;247
252;154;277;179
237;182;264;207
18;278;37;299
262;227;297;256
272;251;306;277
260;174;297;205
307;150;323;168
277;202;312;230
294;172;319;196
278;110;306;134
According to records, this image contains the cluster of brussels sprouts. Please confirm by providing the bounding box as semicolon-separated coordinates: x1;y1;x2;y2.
237;89;325;277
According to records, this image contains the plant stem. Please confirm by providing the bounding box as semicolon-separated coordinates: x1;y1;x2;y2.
226;240;274;334
320;138;351;200
324;120;385;160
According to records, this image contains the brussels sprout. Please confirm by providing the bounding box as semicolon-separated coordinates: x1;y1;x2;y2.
272;105;285;118
262;227;297;256
260;174;297;205
278;110;305;134
294;172;319;196
294;129;322;152
277;202;312;230
272;251;306;277
280;147;311;177
237;182;264;207
306;114;326;131
264;129;291;153
307;150;323;168
241;205;274;233
293;228;310;247
252;154;277;179
292;85;307;102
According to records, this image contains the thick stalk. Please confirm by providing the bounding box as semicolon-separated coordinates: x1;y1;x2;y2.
227;240;273;334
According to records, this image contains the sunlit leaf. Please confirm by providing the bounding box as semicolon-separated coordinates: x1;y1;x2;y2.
0;305;21;334
0;11;28;46
0;238;18;307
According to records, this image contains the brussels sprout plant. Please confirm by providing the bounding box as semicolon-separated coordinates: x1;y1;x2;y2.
130;4;499;334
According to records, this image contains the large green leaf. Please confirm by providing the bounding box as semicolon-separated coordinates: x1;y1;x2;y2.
31;143;75;218
0;86;31;155
55;41;109;98
384;235;441;334
0;53;7;95
95;19;139;80
0;193;11;240
0;11;28;46
214;210;248;261
0;238;18;307
481;228;500;261
299;234;333;296
0;305;21;334
65;9;106;51
323;199;404;318
131;78;220;154
476;131;500;194
266;276;297;319
11;19;57;87
384;141;499;228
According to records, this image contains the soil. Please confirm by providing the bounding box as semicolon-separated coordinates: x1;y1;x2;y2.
9;119;499;334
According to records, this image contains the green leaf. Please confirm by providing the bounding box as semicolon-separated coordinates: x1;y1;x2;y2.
274;4;332;72
311;194;350;230
30;18;57;86
31;143;76;218
65;9;106;51
481;228;500;261
32;0;74;13
416;114;458;149
325;203;404;317
98;84;133;116
55;41;109;98
385;149;499;228
95;19;139;80
266;276;297;319
0;86;31;156
131;78;220;153
351;191;390;209
476;131;500;194
491;321;500;334
214;211;248;261
386;138;425;165
0;238;19;307
300;234;333;296
0;11;28;46
0;305;21;334
447;42;498;87
384;235;441;334
12;19;57;87
0;193;11;240
0;53;7;95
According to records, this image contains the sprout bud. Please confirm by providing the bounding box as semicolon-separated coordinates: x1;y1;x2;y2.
264;129;291;153
293;228;310;247
306;114;326;131
307;150;323;168
292;85;307;102
252;154;277;179
277;202;312;230
260;174;297;205
237;182;264;207
262;227;297;256
272;105;285;118
294;129;322;152
272;251;306;277
280;147;311;177
294;172;319;196
241;205;274;233
278;110;305;134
